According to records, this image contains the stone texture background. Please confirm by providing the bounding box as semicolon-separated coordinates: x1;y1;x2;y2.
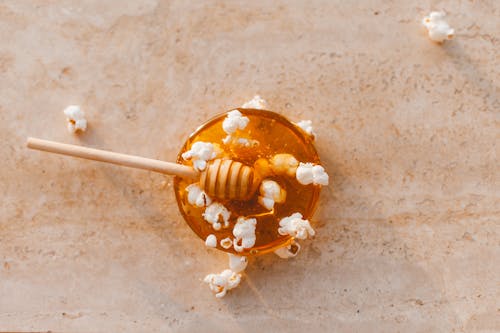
0;1;498;332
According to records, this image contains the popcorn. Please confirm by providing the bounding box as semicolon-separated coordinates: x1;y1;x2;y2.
232;217;257;252
258;198;274;211
185;183;212;207
274;241;301;259
296;120;316;138
258;179;286;210
296;162;329;186
220;237;233;249
278;212;315;240
204;269;241;298
270;153;299;177
228;253;248;273
222;110;249;135
63;105;87;133
236;138;260;148
241;95;268;110
181;141;218;171
205;234;217;248
222;110;251;145
422;11;454;43
203;203;231;230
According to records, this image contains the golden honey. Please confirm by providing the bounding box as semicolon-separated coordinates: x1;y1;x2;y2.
174;109;321;255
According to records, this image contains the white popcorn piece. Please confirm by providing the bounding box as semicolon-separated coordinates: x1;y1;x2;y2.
181;141;218;171
232;217;257;252
296;162;329;186
203;203;231;231
63;105;87;133
258;197;274;211
241;95;269;110
228;253;248;273
222;110;249;135
274;241;301;259
204;269;241;298
422;11;454;43
220;237;233;249
278;212;315;240
205;234;217;248
222;110;251;145
296;120;316;138
270;154;299;177
185;183;212;207
258;179;286;210
236;137;260;148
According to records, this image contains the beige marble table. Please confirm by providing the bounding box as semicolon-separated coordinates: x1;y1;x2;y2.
1;1;498;332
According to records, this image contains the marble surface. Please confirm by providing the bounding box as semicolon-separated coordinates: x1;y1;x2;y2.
0;1;498;332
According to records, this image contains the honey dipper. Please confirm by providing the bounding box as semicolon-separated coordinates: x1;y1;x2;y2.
26;137;260;201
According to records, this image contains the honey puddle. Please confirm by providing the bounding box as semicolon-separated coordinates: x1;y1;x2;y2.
174;109;321;255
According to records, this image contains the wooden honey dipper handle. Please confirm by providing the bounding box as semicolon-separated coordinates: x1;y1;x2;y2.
26;137;199;180
27;138;261;200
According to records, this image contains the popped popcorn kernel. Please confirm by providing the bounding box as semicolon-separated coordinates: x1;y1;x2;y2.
228;253;248;273
222;110;251;145
296;120;316;138
258;179;286;210
63;105;87;133
220;237;233;249
186;183;212;207
204;269;241;298
222;110;249;135
270;153;299;177
422;11;454;43
278;212;315;240
236;137;260;148
274;241;301;259
181;141;218;171
233;217;257;252
205;234;217;248
296;162;329;186
241;95;269;110
203;202;231;230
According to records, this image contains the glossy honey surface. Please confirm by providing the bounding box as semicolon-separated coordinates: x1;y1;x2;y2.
174;109;321;255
